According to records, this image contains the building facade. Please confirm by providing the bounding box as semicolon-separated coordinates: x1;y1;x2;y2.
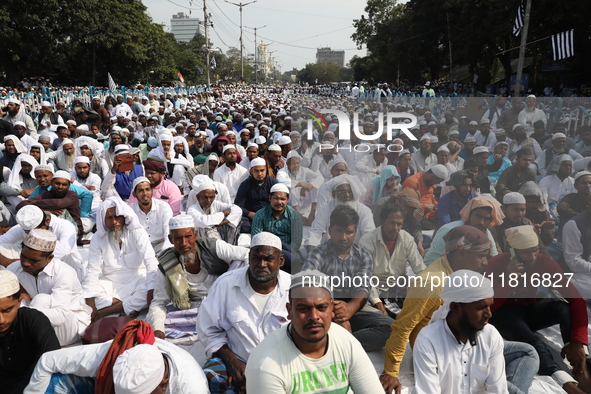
316;47;345;67
171;12;201;42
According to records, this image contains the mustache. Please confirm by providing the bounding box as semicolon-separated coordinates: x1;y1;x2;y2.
304;322;324;329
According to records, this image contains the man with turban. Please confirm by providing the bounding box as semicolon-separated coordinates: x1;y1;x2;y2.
83;197;158;321
413;270;508;393
486;225;590;394
424;196;503;266
0;269;60;394
128;157;182;215
437;170;478;227
147;215;248;340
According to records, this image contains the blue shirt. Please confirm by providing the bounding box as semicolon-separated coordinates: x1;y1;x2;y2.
437;192;477;227
251;205;303;251
30;183;93;218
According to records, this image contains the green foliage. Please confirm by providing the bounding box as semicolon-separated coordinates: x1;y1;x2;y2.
297;63;344;85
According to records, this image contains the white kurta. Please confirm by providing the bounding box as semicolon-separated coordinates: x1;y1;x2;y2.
131;198;174;254
187;200;242;229
310;153;346;181
411;151;437;173
413;319;507;394
83;226;158;315
7;258;91;346
213;163;248;202
195;266;290;363
355;154;388;190
518;108;548;136
538;174;575;205
278;166;323;217
71;172;103;211
562;220;591;299
24;338;209;394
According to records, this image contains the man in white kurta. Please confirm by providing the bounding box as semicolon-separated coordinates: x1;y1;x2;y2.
518;95;548;136
24;339;208;393
277;151;323;218
412;270;507;394
130;176;173;254
213;145;248;201
355;147;388;189
411;135;437;172
538;156;575;205
83;197;158;318
8;229;91;346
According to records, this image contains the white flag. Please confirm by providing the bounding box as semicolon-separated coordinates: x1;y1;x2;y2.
211;56;216;69
513;0;525;36
551;29;574;61
108;72;117;92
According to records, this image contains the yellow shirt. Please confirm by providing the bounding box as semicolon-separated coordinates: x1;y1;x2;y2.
383;255;453;376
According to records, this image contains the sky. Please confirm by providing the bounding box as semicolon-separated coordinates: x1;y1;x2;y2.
141;0;369;71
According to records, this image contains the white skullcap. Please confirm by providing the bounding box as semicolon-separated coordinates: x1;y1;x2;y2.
437;145;450;153
16;205;45;230
196;182;216;194
222;144;236;154
503;192;526;205
23;228;57;252
267;144;282;152
420;135;431;142
430;136;439;144
286;150;301;160
159;134;172;142
41;101;51;108
132;176;150;191
506;225;539;249
480;118;490;124
14;121;26;127
75;156;90;164
246;142;258;149
574;171;591;183
527;94;536;99
250;157;266;167
278;136;292;146
0;244;20;260
464;136;476;143
290;269;332;298
254;136;266;144
61;138;73;146
66;119;77;125
77;124;89;132
495;141;509;148
428;121;437;126
559;154;573;163
169;214;195;231
270;183;289;195
469;120;478;126
0;270;20;298
114;144;130;154
8;97;22;105
494;128;506;135
251;231;282;251
552;133;566;141
449;130;460;136
430;164;448;179
35;164;54;174
112;344;164;394
53;170;71;181
473;146;489;155
429;269;493;324
512;124;523;131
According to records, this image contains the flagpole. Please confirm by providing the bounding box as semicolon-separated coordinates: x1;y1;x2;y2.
514;0;532;96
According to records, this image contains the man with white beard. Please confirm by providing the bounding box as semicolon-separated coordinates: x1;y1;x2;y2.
535;133;582;177
518;95;548;136
304;174;375;252
83;197;158;321
289;131;302;150
277;151;323;225
46;138;77;172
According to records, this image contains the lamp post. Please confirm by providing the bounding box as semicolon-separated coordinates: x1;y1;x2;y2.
225;0;257;82
246;25;267;84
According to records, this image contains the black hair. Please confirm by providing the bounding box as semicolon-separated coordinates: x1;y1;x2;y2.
9;290;20;300
464;158;478;169
329;205;359;228
516;148;533;158
381;203;405;221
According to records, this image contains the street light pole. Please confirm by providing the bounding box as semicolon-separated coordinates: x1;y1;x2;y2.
515;0;532;96
225;0;256;83
203;0;211;87
246;25;266;84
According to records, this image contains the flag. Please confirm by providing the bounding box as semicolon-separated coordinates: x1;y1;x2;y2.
108;72;117;92
211;56;216;69
551;29;574;61
513;0;525;36
177;71;185;83
197;66;204;74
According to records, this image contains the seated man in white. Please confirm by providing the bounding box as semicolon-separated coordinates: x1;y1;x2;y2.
245;270;384;393
83;197;158;321
196;232;290;393
187;181;242;245
7;229;91;346
0;205;84;280
25;321;208;393
147;215;248;340
412;270;507;394
130;176;173;254
187;174;232;208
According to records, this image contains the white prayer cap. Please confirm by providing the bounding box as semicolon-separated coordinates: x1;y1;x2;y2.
23;228;57;252
552;132;566;141
469;120;478;126
61;138;73;146
113;344;164;394
278;136;292;146
196;182;216;194
290;269;332;298
53;170;71;181
0;270;20;298
512;123;523;131
449;129;460;136
132;176;150;191
159;134;172;142
8;97;21;105
246;142;258;150
250;157;266;168
270;183;289;195
420;135;431;142
77;124;89;132
574;171;591;183
35;164;54;174
239;129;250;135
66;119;77;125
480;118;490;124
16;205;45;230
503;192;526;205
428;121;437;126
93;96;101;100
437;145;450;153
254;136;267;145
473;146;489;155
284;116;293;121
429;269;493;324
222;144;236;154
430;136;439;144
251;231;282;251
286;150;301;160
527;94;536;99
0;244;20;260
506;225;539;249
430;164;448;179
75;156;90;164
495;141;509;148
114;144;130;154
464;136;476;143
41;101;52;107
494;128;506;135
267;144;281;152
169;214;195;231
559;154;573;163
14;121;26;127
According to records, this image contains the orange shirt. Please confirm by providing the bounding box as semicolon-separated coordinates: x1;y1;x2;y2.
402;171;437;210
